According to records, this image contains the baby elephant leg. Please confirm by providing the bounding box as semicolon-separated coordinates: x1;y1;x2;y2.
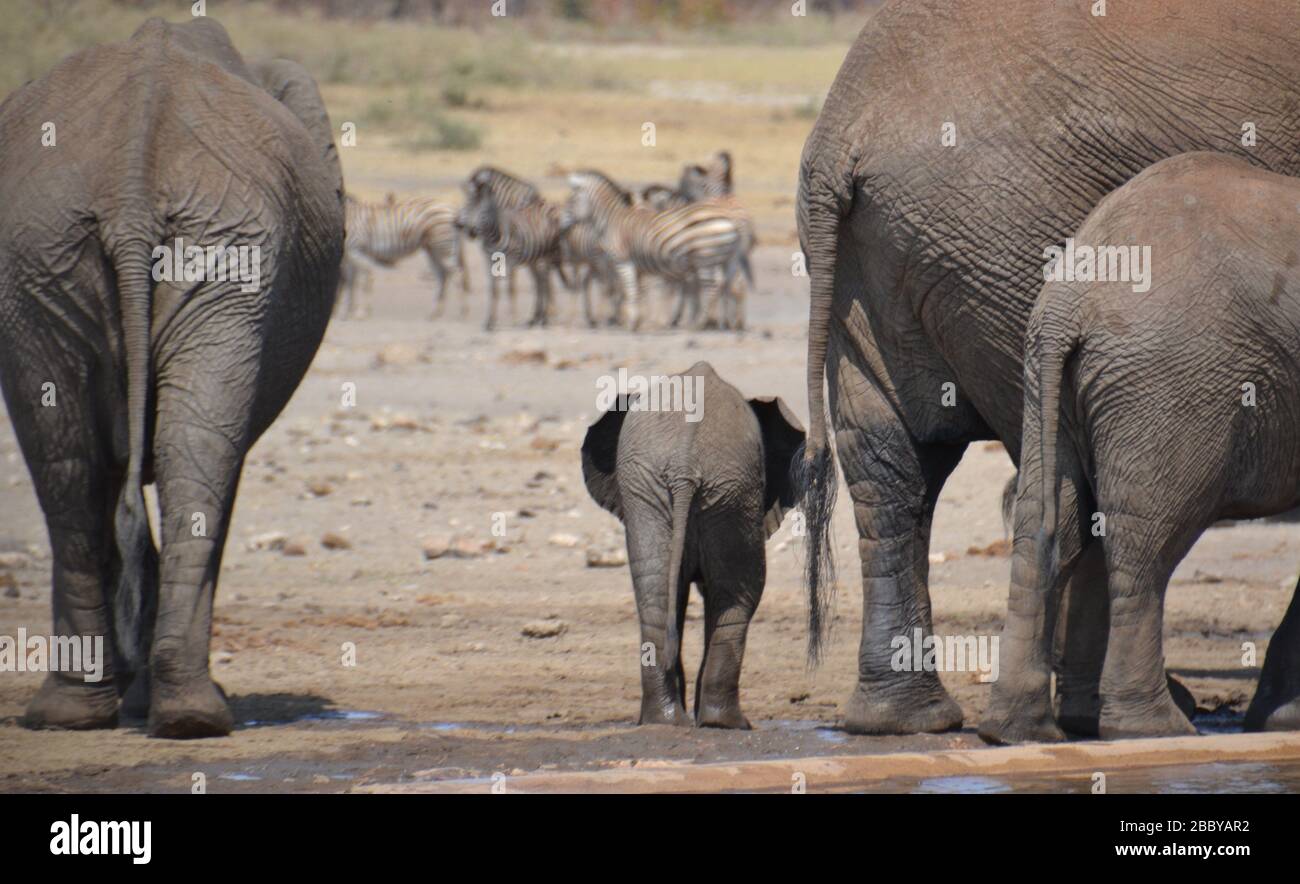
624;500;690;726
694;524;765;729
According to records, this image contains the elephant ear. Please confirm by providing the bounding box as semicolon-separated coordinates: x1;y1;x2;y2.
749;396;806;539
581;395;634;520
250;58;343;199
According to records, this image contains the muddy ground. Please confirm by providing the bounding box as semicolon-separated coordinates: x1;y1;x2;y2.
1;246;1295;793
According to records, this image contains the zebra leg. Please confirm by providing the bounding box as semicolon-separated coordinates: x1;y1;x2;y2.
616;262;641;331
669;278;690;328
580;266;597;328
484;252;500;331
507;267;519;322
527;265;549;328
429;261;450;320
458;245;472;318
354;265;374;320
693;268;724;331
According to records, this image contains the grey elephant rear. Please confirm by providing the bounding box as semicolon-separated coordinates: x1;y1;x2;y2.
0;17;344;737
582;362;803;727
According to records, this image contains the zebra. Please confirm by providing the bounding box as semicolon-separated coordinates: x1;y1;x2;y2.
456;167;569;330
561;219;620;328
631;164;755;330
339;193;470;320
679;150;733;200
561;170;750;332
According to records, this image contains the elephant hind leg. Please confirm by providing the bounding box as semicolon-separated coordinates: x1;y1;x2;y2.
833;353;966;734
624;500;690;726
694;524;764;730
145;336;262;739
1096;511;1200;740
5;354;123;730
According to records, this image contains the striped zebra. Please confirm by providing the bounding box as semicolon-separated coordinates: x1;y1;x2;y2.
679;150;733;200
631;170;754;329
456;167;569;330
339;193;470;320
561;219;620;328
561;170;749;332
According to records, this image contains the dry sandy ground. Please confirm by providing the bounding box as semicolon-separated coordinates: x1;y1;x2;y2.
1;247;1296;793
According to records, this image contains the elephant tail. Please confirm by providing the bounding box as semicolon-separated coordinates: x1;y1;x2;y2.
111;236;157;673
1034;315;1079;594
663;482;695;675
793;163;844;667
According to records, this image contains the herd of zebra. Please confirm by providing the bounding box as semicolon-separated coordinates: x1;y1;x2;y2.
336;152;755;332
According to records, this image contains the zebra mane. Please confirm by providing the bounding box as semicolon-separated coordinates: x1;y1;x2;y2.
570;169;633;206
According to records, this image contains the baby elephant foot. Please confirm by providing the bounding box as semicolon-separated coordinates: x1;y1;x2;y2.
638;702;691;727
149;677;233;739
1099;690;1197;740
23;674;119;730
696;700;752;730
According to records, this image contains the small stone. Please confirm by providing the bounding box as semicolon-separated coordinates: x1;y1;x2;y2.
1;573;18;598
248;532;287;552
530;436;562;452
422;535;452;560
321;531;352;551
548;533;581;549
522;619;567;639
966;539;1011;558
450;537;489;559
374;342;424;368
306;479;334;497
440;614;463;628
282;536;311;557
500;349;548;366
0;552;30;569
585;547;627;568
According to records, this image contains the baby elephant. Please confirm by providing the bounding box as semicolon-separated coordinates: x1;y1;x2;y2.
983;152;1300;744
582;361;804;728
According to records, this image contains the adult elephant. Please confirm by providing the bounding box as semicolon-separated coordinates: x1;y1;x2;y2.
797;0;1300;736
0;17;344;737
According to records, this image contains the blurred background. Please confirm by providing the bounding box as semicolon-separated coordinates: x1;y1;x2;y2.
1;0;883;243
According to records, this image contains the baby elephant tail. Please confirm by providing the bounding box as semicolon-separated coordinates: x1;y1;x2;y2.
1034;316;1080;592
663;483;695;673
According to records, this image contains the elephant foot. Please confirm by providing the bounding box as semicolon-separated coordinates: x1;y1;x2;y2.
148;678;233;739
1098;690;1197;740
1244;684;1300;732
842;680;963;735
1252;697;1300;731
638;705;691;727
1166;674;1197;721
22;674;119;731
696;701;752;730
1056;673;1194;736
978;704;1066;745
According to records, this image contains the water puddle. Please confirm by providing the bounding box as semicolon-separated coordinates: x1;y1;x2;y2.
854;761;1300;794
241;709;387;728
761;719;850;745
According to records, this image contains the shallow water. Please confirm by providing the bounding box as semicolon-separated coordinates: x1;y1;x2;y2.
863;761;1300;794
